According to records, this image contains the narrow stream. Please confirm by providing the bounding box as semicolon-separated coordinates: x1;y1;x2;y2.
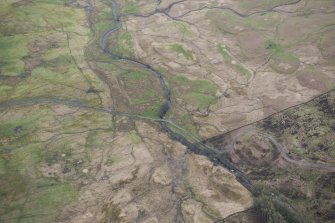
101;0;255;194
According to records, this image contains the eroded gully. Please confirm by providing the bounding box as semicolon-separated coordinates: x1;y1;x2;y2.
101;0;255;194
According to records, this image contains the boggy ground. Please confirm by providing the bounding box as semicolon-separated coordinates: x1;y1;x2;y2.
0;0;254;222
56;121;253;223
1;0;335;222
0;104;253;222
123;0;335;138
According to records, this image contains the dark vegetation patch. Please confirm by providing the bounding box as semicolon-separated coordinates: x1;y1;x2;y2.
254;188;304;223
223;208;261;223
259;91;335;162
208;91;335;223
